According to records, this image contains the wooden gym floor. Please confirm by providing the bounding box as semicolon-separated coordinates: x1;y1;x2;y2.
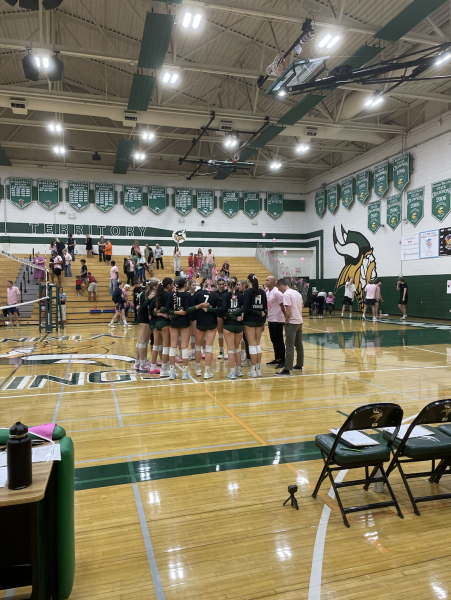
1;315;451;600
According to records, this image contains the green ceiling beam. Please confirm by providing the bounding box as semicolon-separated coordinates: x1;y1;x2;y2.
278;95;325;126
114;140;135;175
128;74;156;111
374;0;448;41
0;145;11;166
138;12;175;70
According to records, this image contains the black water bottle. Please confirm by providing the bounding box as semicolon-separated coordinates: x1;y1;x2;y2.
7;422;32;490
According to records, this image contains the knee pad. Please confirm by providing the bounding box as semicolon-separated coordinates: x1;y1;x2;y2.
218;333;224;339
191;336;195;343
153;344;163;352
169;348;177;357
249;345;258;355
205;345;213;354
256;345;262;354
162;346;170;356
182;348;190;359
195;344;202;352
235;348;241;354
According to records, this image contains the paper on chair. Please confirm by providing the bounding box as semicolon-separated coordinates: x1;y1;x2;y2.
0;444;61;467
329;429;379;447
383;425;432;439
0;467;6;488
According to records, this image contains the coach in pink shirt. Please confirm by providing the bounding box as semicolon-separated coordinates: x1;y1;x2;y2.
275;279;304;376
6;280;21;326
265;275;286;367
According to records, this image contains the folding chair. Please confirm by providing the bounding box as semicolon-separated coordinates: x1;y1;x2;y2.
383;399;451;515
312;403;404;528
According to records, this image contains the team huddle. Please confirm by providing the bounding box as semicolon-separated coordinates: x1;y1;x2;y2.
132;274;268;380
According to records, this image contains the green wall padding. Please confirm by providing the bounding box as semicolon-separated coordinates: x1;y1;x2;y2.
374;0;448;41
57;435;75;599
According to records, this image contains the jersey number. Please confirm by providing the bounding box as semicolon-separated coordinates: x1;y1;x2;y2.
255;295;261;305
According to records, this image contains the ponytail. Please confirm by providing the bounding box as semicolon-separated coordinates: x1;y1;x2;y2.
228;279;237;294
155;283;164;311
248;273;259;295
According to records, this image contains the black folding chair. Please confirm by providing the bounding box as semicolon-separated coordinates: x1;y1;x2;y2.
312;403;404;528
382;399;451;515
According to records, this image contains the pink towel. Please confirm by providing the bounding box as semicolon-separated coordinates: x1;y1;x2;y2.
29;423;56;441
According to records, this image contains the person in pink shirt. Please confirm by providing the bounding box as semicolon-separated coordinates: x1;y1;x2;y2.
275;279;304;376
326;292;335;315
110;261;119;296
6;281;21;326
265;275;286;367
33;251;46;283
362;281;378;321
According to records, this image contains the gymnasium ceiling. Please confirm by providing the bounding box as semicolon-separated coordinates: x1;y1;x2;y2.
0;0;450;182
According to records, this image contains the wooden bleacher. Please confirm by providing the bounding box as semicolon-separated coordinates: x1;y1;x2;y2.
16;254;273;325
0;254;27;325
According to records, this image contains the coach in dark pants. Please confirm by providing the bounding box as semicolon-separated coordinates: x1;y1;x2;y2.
265;276;286;368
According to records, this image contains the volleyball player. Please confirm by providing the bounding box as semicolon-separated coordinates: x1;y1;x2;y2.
191;279;221;379
216;277;229;359
237;279;250;365
187;279;197;360
168;278;208;380
243;273;267;378
149;277;174;378
134;279;159;373
221;278;244;379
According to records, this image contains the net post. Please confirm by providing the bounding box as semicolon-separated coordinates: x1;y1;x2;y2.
38;283;42;333
46;284;53;334
55;284;61;332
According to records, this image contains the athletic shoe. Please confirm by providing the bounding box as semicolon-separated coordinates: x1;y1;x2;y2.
292;366;303;372
159;371;169;378
175;357;183;363
241;358;250;366
169;371;177;380
202;353;206;359
372;317;378;322
195;368;202;376
257;369;262;377
227;372;236;380
275;369;290;376
148;368;161;375
204;371;213;379
266;360;279;365
143;361;152;369
349;314;352;319
182;371;189;380
224;353;228;359
189;353;195;361
156;361;162;366
124;323;132;328
247;370;258;378
133;363;140;370
276;362;285;369
362;315;366;320
235;367;243;377
108;322;115;328
401;315;407;320
217;352;224;359
341;313;344;317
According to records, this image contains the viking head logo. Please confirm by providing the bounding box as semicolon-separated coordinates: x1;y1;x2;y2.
334;225;377;310
441;404;451;421
398;178;403;186
439;206;444;215
172;229;187;244
370;408;383;427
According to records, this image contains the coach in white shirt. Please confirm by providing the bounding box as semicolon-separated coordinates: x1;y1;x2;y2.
265;275;286;367
275;279;304;376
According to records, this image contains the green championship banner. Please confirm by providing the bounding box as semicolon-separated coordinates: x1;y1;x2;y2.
340;177;354;210
368;200;381;235
432;178;451;222
197;189;215;217
267;192;283;220
327;183;338;214
123;184;142;214
38;179;59;210
407;186;424;227
9;177;32;209
393;153;410;192
386;194;402;231
374;162;388;199
243;191;260;218
68;181;89;212
175;188;193;216
95;183;114;213
222;190;239;218
315;189;325;217
147;186;166;215
356;170;370;204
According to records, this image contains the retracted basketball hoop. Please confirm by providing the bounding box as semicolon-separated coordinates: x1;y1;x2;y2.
266;53;286;77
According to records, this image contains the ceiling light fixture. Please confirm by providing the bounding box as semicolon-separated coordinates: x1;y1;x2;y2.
326;36;340;49
134;152;146;161
141;131;155;141
296;143;309;153
278;89;287;97
318;33;340;49
318;34;332;48
48;122;63;133
436;52;451;66
270;161;282;171
161;70;179;85
182;12;192;28
192;14;202;29
181;10;202;29
364;92;384;108
53;145;66;154
224;132;239;148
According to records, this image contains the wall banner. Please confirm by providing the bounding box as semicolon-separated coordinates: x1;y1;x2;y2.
197;189;215;217
174;188;193;216
68;181;89;212
38;179;59;211
243;191;260;218
222;190;239;218
386;194;402;231
340;177;354;210
148;186;166;215
393;153;410;192
356;170;370;204
407;186;424;227
373;162;388;199
432;178;451;222
315;189;325;217
267;192;283;220
368;200;381;235
123;184;143;214
326;183;338;214
9;178;32;210
94;183;114;213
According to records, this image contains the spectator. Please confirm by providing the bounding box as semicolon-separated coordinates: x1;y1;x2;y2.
110;260;119;295
55;237;65;256
33;251;46;284
341;276;356;319
310;290;319;315
85;234;93;258
104;239;113;265
146;244;154;276
222;259;230;277
80;259;88;291
317;289;327;318
205;248;215;277
49;241;56;257
326;292;335;315
109;281;131;328
53;253;63;287
193;253;199;277
397;277;408;320
87;272;98;302
275;278;304;376
137;252;146;284
211;263;218;284
98;236;106;262
6;280;20;326
76;276;83;297
131;240;140;256
154;244;164;270
220;269;226;279
188;265;194;280
265;275;286;368
375;280;383;315
49;255;55;284
67;234;76;261
173;246;181;273
63;249;72;277
59;286;67;326
124;256;134;286
122;284;131;321
133;282;141;323
197;248;204;273
188;253;194;270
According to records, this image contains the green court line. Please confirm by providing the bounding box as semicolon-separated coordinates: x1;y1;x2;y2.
303;327;451;349
74;441;322;491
